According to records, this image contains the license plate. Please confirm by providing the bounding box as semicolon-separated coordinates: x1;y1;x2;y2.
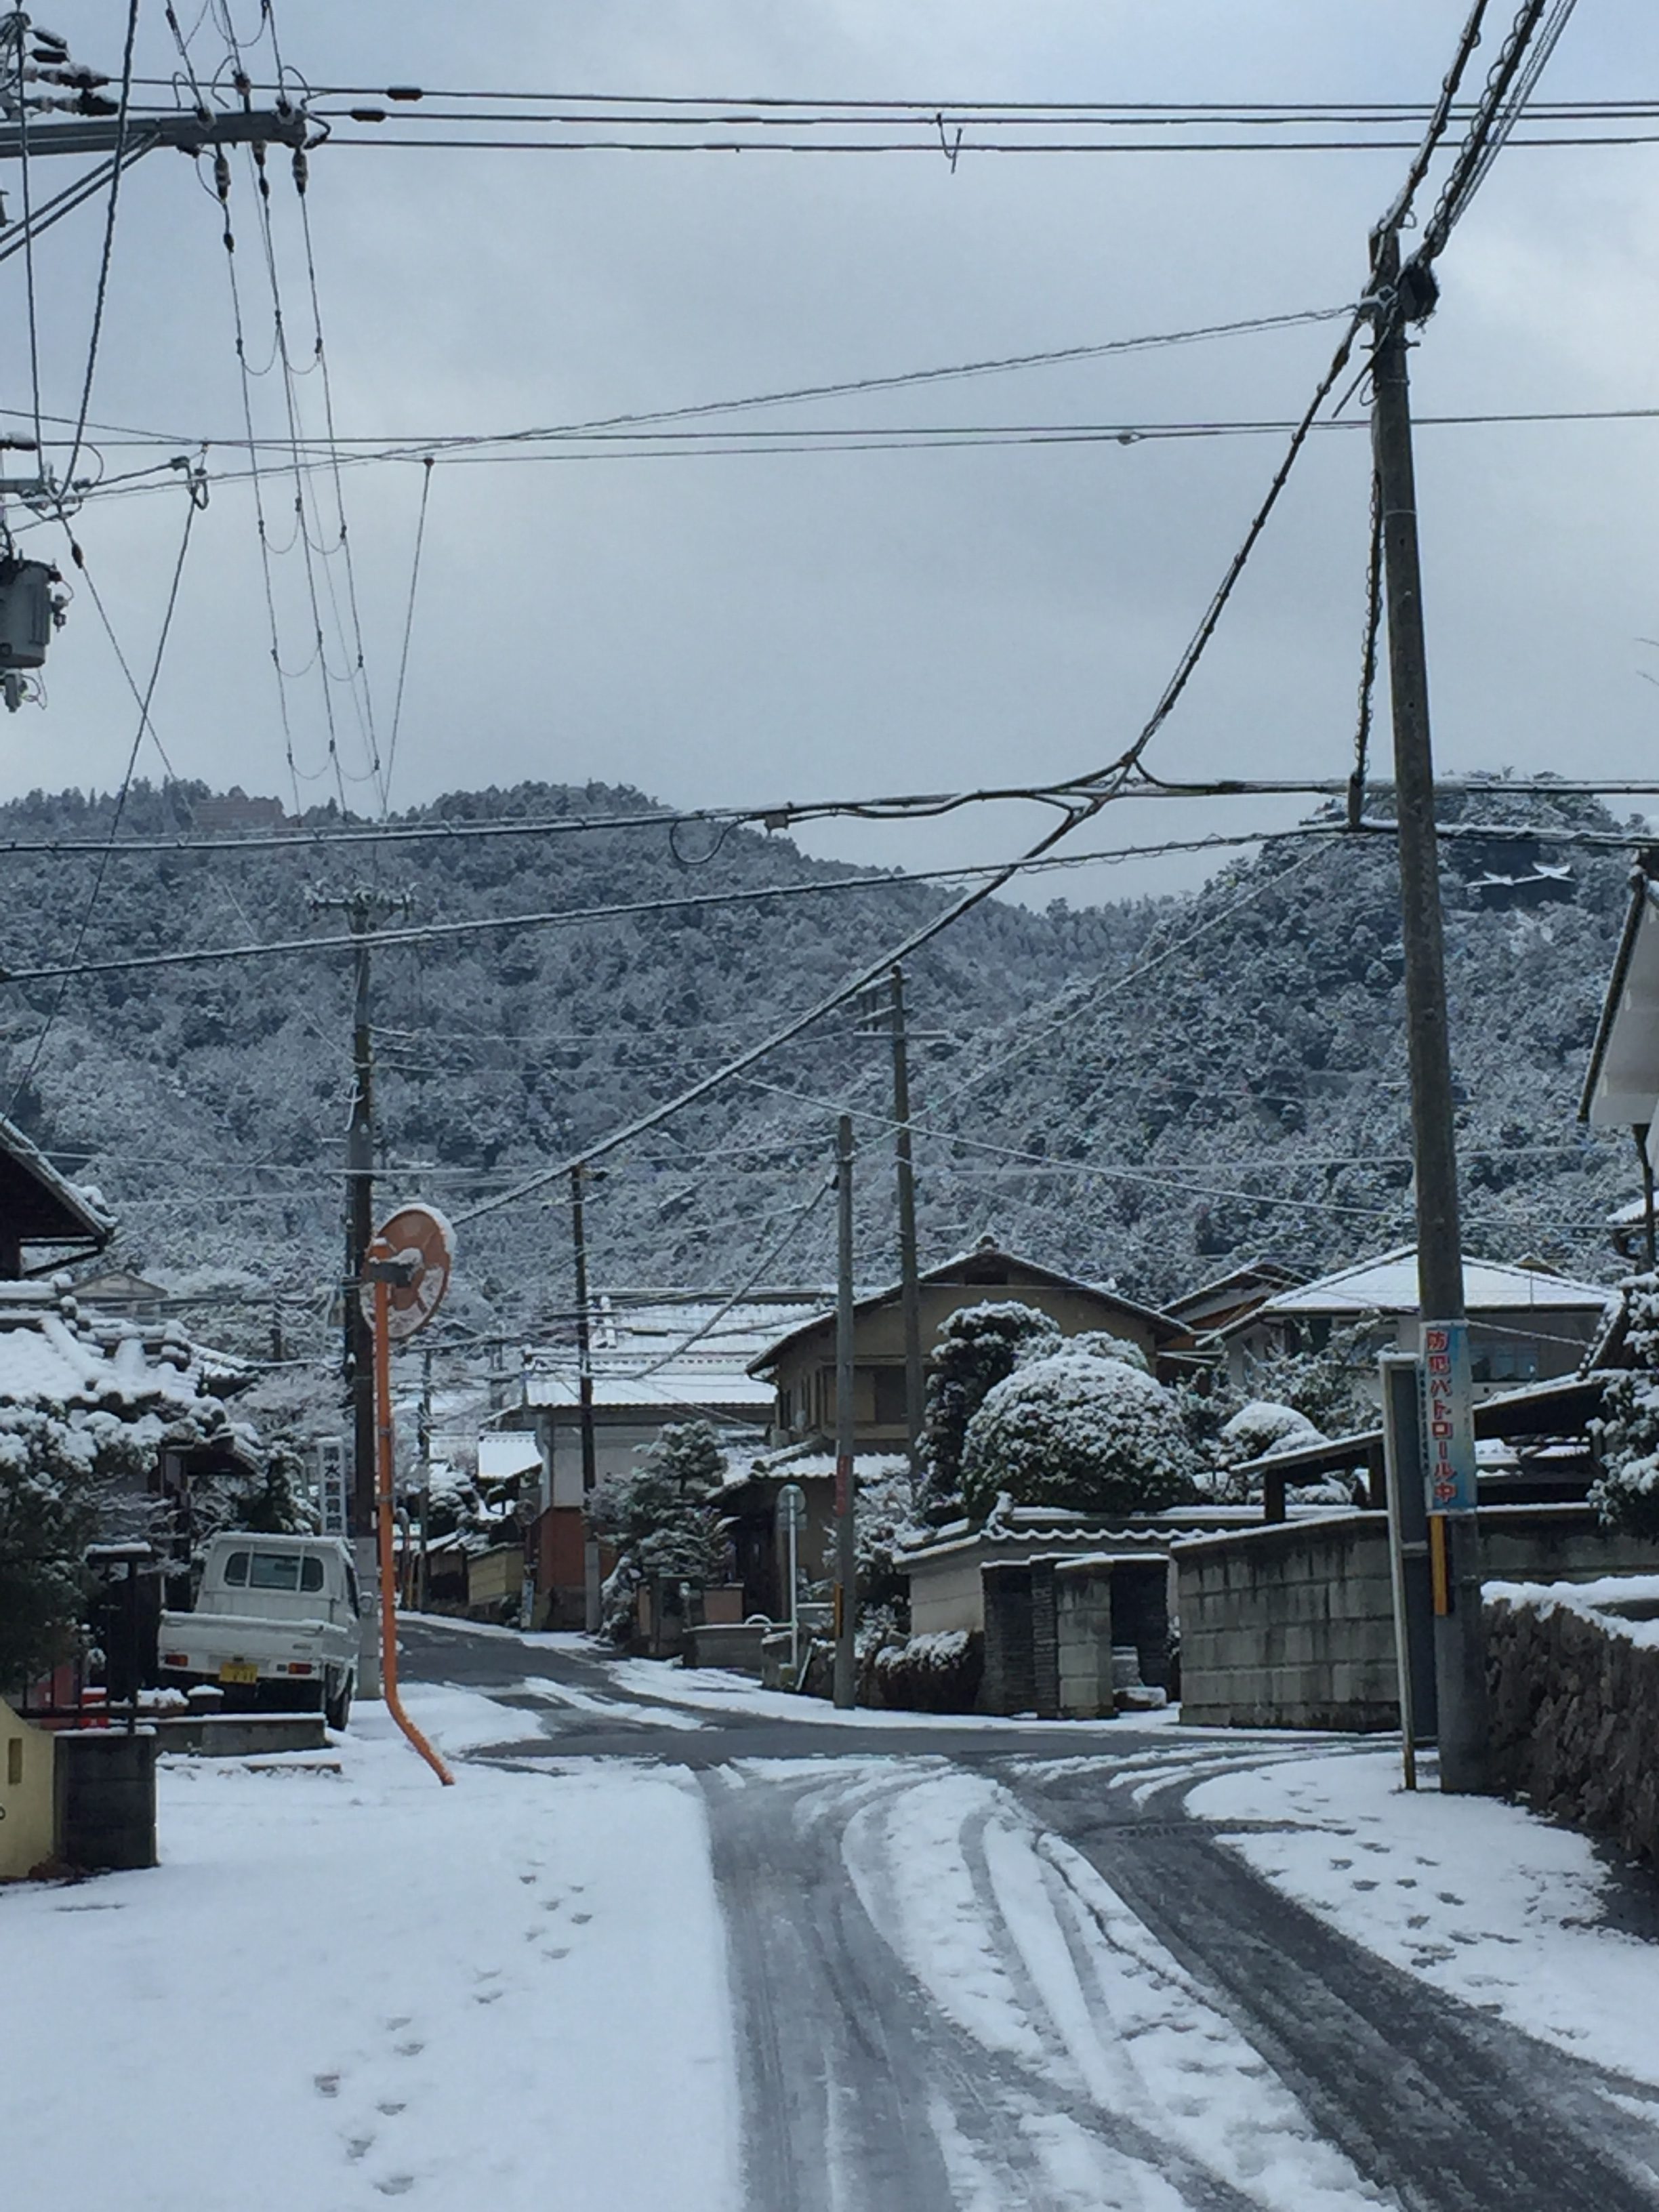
218;1662;260;1685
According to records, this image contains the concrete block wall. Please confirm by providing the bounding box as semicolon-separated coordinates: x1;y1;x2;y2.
53;1727;157;1872
981;1563;1036;1716
1055;1562;1113;1718
1176;1515;1400;1732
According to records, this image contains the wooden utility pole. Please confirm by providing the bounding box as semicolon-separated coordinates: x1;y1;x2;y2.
570;1164;602;1634
887;967;926;1479
1368;229;1488;1794
312;887;409;1695
832;1115;858;1711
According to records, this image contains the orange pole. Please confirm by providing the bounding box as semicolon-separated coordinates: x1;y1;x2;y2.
375;1266;454;1785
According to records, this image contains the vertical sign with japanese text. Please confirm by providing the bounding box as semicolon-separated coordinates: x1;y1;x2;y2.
314;1437;348;1536
1420;1320;1478;1514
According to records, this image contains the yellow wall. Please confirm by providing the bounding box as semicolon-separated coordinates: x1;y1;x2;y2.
0;1696;56;1881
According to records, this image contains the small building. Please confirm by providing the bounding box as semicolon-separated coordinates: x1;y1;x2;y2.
1162;1260;1303;1347
1580;853;1659;1261
501;1292;822;1629
752;1237;1187;1450
0;1696;56;1880
1218;1244;1612;1401
0;1112;111;1277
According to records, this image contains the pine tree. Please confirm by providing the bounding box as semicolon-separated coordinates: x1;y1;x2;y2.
918;1301;1061;1523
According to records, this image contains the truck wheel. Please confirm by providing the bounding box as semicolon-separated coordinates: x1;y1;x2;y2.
325;1671;353;1732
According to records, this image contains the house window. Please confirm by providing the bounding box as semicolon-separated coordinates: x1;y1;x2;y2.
872;1367;909;1427
1470;1337;1538;1385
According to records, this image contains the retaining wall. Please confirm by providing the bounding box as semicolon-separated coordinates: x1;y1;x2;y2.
1486;1580;1659;1869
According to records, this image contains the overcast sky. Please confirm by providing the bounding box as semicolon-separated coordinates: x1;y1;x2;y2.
5;1;1659;903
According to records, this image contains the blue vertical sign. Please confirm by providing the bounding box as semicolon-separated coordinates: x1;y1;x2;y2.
1420;1319;1478;1514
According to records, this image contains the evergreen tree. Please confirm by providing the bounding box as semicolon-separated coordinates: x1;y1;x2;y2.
918;1301;1061;1523
1590;1274;1659;1539
589;1420;732;1641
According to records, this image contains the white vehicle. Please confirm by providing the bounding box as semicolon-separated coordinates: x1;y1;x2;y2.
159;1532;361;1731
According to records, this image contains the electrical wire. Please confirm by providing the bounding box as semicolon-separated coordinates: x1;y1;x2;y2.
8;487;201;1112
0;826;1335;987
383;455;432;809
60;0;141;496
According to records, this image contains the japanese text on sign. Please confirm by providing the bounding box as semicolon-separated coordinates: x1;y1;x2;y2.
1420;1319;1478;1515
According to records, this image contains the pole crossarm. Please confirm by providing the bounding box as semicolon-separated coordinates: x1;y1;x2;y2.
0;106;310;159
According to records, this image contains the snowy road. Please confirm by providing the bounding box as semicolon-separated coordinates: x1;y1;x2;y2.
405;1620;1659;2212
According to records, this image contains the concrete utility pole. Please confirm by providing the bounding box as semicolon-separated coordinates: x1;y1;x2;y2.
887;966;926;1479
1368;228;1488;1794
569;1164;602;1634
832;1115;858;1711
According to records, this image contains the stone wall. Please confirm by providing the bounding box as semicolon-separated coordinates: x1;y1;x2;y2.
1486;1584;1659;1869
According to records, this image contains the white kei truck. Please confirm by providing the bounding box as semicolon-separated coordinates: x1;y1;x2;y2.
159;1532;361;1730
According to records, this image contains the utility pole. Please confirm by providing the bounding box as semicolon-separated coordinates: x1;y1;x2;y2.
312;887;409;1696
570;1164;601;1635
888;967;926;1480
832;1115;858;1711
417;1344;433;1616
1368;228;1488;1794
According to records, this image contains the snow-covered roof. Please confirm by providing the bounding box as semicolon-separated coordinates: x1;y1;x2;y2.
0;1114;113;1250
523;1364;773;1417
1236;1245;1612;1324
748;1239;1184;1372
1582;868;1659;1128
0;1279;246;1412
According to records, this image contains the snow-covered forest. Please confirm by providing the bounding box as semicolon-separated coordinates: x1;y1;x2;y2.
0;777;1636;1360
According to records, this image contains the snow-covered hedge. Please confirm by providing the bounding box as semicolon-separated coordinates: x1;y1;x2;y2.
960;1351;1198;1521
1590;1275;1659;1540
869;1627;983;1713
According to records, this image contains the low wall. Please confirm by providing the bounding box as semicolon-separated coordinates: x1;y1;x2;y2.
1486;1578;1659;1869
1176;1507;1659;1732
54;1727;157;1872
1177;1514;1398;1732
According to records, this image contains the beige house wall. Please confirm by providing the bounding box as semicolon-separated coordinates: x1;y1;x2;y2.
0;1696;56;1880
771;1275;1164;1448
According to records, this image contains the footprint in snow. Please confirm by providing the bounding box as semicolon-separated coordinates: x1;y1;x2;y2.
474;1987;504;2005
314;2072;341;2100
394;2041;424;2057
375;2177;416;2197
378;2102;406;2116
570;1910;592;1925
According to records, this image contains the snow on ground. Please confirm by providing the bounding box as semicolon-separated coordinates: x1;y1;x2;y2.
607;1654;1188;1732
832;1761;1393;2211
1188;1748;1659;2085
0;1686;738;2212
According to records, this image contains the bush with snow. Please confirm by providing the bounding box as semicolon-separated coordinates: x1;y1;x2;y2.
870;1627;983;1713
1192;1399;1328;1504
918;1300;1061;1523
960;1350;1198;1521
1591;1275;1659;1540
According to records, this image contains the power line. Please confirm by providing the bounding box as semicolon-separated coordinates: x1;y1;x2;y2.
8;488;201;1114
0;826;1334;987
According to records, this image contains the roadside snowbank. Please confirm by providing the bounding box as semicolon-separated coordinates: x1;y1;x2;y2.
1188;1748;1659;2084
0;1685;738;2211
